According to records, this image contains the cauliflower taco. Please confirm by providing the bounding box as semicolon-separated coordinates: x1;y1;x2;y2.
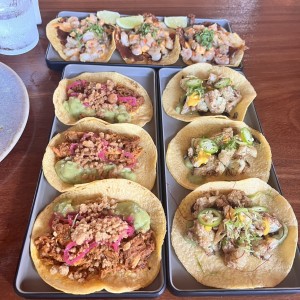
171;178;298;288
53;72;153;127
166;117;271;190
162;63;256;122
115;13;181;65
46;14;116;62
31;179;166;294
42;118;157;192
178;21;246;66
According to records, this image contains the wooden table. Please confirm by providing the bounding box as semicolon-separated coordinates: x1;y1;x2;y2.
1;0;300;299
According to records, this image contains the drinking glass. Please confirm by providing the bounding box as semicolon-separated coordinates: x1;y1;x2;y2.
0;0;39;55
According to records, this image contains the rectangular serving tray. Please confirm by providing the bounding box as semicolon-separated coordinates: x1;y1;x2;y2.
158;67;300;296
46;11;240;71
14;64;166;298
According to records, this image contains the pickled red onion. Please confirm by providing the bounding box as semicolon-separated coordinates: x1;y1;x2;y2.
118;96;137;106
63;241;98;266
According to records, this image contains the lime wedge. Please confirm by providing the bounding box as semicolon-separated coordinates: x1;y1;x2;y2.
96;10;121;25
164;16;188;28
116;15;144;29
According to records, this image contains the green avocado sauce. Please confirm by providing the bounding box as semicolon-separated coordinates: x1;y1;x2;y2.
55;160;136;184
115;201;150;233
54;200;76;216
64;97;96;118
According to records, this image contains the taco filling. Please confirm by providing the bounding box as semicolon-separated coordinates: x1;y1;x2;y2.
185;127;258;178
116;13;176;63
34;198;155;282
179;23;246;65
54;14;114;62
176;73;242;116
188;189;288;269
52;131;142;184
64;79;145;123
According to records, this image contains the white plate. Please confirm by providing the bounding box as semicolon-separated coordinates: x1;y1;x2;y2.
0;63;29;162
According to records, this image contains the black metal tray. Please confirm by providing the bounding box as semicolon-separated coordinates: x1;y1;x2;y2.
45;11;241;71
158;67;300;296
14;64;166;298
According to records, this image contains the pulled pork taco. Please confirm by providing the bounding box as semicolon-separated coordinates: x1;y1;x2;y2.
171;178;298;288
31;179;166;294
46;14;115;62
42;118;157;192
178;21;246;66
166;117;271;190
53;72;153;126
162;63;256;122
115;13;181;65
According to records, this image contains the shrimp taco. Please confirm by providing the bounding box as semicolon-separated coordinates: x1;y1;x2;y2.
166;117;271;190
53;72;153;126
42;118;157;192
178;21;246;66
171;178;298;288
46;14;115;62
162;63;256;122
114;13;181;65
31;179;166;294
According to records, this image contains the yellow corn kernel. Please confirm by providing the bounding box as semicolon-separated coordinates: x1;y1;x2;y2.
194;150;211;167
186;92;200;106
238;213;245;222
204;226;212;232
263;218;270;235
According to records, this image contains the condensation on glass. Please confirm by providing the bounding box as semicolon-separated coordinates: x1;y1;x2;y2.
0;0;39;55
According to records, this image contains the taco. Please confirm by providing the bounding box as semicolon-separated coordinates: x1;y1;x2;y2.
53;72;153;126
171;178;298;288
46;14;115;62
42;118;157;192
31;179;166;294
162;63;256;122
178;21;246;66
166;117;271;190
114;13;181;65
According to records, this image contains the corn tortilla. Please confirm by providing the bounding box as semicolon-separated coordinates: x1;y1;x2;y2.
166;117;272;190
31;179;166;294
53;72;153;126
42;118;157;192
46;17;116;62
162;63;256;122
171;178;298;288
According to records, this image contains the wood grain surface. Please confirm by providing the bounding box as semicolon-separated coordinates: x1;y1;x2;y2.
0;0;300;299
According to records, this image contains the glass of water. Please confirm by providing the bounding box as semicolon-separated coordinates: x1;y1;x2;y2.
0;0;39;55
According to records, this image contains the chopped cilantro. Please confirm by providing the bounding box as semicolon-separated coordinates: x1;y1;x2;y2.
88;23;104;37
195;28;214;49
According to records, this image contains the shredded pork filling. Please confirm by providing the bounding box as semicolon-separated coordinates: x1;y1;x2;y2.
34;200;155;281
188;190;286;269
52;131;142;179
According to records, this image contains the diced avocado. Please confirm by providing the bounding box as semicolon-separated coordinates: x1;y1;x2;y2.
184;157;193;169
186;78;202;88
55;160;97;184
54;200;75;216
115;201;150;233
103;110;116;123
116;112;131;123
214;78;232;89
65;97;96;118
120;168;136;181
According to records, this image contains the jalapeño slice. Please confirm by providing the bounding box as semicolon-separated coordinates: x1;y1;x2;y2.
240;128;254;145
198;208;222;227
200;138;219;154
